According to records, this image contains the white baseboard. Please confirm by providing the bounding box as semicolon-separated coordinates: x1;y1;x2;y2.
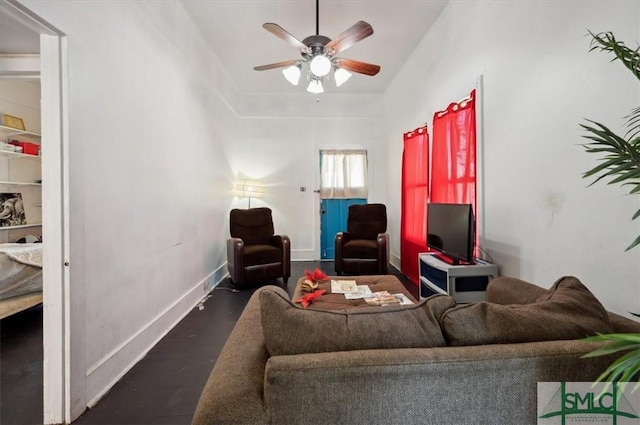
291;248;316;261
390;252;401;271
85;264;227;408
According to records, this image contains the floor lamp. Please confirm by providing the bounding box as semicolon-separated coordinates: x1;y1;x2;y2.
235;180;264;208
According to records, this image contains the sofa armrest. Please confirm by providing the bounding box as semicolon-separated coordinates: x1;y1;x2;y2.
192;288;270;425
485;276;547;305
335;231;351;246
334;232;351;274
226;237;245;284
271;235;291;280
280;235;291;283
377;233;389;274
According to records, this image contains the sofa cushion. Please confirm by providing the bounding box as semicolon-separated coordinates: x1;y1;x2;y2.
485;276;548;305
259;286;455;356
441;276;613;346
243;244;282;266
342;239;378;259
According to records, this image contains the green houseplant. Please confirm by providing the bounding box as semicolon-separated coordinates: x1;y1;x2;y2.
579;30;640;387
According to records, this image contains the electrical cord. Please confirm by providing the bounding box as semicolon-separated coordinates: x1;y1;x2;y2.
214;287;240;293
476;246;495;263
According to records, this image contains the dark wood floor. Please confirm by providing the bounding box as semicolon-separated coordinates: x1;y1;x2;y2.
0;261;417;425
0;303;44;425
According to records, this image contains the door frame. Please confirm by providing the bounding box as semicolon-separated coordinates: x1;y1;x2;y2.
315;144;375;261
41;33;75;424
1;1;71;423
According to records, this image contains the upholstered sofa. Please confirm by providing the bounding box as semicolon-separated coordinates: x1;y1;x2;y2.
192;276;640;425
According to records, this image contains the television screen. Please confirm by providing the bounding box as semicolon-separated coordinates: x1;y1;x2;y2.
426;203;475;264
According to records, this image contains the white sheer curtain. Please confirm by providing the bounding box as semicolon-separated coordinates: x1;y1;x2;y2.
320;150;368;199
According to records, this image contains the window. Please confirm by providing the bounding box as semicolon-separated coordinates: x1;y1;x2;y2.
319;150;368;199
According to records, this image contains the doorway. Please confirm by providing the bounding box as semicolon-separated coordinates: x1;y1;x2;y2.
0;9;44;425
0;2;68;424
318;149;368;260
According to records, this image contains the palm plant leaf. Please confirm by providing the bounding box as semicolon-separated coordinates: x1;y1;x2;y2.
588;31;640;82
581;32;640;251
627;233;640;251
582;334;640;392
580;31;640;393
626;106;640;139
581;123;640;188
583;333;640;352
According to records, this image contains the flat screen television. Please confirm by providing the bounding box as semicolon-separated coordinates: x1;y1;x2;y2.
426;203;475;265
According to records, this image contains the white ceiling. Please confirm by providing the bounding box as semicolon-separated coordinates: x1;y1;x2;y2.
0;1;450;95
181;0;449;95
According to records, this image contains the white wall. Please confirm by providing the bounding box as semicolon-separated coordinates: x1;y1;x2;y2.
384;0;640;316
20;0;238;415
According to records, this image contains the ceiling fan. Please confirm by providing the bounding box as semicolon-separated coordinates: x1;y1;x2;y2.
253;0;381;93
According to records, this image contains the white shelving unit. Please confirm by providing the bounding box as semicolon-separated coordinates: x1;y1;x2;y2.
0;124;41;142
0;125;42;241
418;252;499;303
3;223;43;229
0;180;41;186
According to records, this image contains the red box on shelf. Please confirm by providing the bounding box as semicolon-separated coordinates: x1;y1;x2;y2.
9;140;39;156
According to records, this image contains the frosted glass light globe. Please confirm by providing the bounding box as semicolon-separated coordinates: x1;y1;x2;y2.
282;65;301;85
309;55;331;77
307;79;324;94
334;68;352;87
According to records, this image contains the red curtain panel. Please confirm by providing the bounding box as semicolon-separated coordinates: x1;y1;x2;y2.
431;89;478;251
401;126;429;285
431;89;476;205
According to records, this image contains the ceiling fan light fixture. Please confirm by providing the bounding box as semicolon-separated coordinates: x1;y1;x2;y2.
334;67;352;87
282;64;301;85
255;2;380;93
307;78;324;94
309;54;331;77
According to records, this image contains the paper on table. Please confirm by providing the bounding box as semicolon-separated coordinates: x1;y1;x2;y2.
343;285;373;299
364;291;415;306
331;279;358;294
392;293;415;305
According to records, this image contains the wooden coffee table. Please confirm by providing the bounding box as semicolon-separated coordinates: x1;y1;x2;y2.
292;274;417;310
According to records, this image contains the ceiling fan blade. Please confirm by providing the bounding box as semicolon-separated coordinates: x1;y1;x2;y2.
325;21;373;55
253;60;299;71
334;58;380;76
263;23;309;53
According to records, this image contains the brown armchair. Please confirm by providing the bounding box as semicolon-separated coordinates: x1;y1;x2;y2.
335;203;389;275
227;207;291;288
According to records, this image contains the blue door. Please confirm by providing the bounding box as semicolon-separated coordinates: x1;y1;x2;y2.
320;198;366;259
319;149;369;260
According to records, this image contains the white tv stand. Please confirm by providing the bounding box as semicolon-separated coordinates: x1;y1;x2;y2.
418;253;499;303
